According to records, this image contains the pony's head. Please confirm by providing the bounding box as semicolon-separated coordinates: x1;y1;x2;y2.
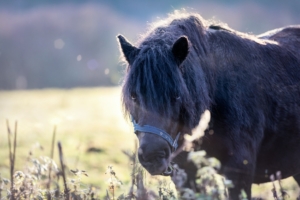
118;14;210;176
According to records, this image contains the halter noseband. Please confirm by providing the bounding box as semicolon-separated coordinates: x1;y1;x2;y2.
131;116;181;151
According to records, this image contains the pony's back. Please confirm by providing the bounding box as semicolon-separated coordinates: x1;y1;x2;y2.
259;26;300;58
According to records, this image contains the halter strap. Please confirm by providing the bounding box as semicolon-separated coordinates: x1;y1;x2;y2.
131;116;181;151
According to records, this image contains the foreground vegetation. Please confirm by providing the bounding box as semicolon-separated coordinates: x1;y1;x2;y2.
0;87;299;199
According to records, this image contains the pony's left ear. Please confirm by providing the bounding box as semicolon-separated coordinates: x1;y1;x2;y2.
117;35;140;65
172;36;189;64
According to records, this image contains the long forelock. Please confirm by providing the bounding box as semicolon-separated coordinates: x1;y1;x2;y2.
124;46;191;118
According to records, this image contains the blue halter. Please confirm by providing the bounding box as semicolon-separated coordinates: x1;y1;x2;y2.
131;116;181;151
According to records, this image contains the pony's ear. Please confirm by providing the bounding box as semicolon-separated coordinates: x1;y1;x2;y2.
172;36;189;64
117;35;139;64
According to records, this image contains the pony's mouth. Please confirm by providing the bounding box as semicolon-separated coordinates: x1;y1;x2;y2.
161;164;174;176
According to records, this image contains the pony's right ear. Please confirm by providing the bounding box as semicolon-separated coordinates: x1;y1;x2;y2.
117;35;139;65
172;36;189;65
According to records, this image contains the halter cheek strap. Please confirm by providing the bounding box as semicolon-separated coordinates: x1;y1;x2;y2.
131;116;181;151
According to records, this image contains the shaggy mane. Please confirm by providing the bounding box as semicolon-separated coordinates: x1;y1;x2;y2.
121;11;213;131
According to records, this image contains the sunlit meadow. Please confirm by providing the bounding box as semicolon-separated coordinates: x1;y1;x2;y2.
0;87;138;194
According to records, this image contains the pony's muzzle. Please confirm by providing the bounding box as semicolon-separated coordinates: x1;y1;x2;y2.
137;131;173;175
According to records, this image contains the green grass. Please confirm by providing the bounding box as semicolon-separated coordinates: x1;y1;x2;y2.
0;87;299;199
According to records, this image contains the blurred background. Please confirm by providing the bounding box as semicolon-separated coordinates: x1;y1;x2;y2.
1;0;300;90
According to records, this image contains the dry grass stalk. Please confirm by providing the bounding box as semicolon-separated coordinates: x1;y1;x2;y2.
6;120;18;200
47;126;57;200
58;141;70;199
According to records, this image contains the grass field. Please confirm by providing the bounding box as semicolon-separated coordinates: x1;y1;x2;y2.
0;87;299;199
0;87;139;197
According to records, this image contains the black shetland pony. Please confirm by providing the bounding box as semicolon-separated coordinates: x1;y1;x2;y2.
117;12;300;199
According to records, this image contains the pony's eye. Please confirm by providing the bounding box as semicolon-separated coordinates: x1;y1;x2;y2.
176;96;181;100
131;93;137;101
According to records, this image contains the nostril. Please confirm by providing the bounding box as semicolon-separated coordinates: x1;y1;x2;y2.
138;148;156;162
157;150;167;158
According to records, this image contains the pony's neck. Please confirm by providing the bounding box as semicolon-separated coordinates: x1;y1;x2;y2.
207;28;266;68
205;29;265;94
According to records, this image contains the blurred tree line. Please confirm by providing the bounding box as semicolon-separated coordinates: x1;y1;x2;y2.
0;0;299;90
